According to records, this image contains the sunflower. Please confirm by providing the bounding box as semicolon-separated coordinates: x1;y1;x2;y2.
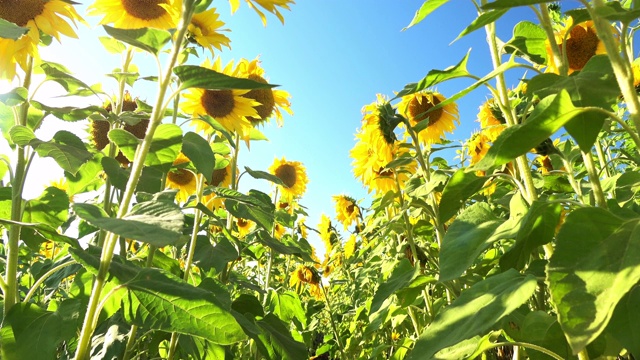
203;160;234;210
48;178;73;202
182;58;260;140
467;132;491;166
269;157;308;199
273;222;285;240
236;218;255;238
40;240;61;259
398;91;459;145
545;18;607;75
237;58;292;127
166;153;197;202
187;7;231;56
229;0;295;26
477;99;506;142
321;256;334;276
344;234;357;259
632;60;640;90
0;0;82;80
297;216;308;239
318;213;336;255
289;265;322;299
333;195;360;230
87;0;181;30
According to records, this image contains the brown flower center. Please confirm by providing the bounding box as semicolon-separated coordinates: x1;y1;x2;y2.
375;167;394;177
90;120;111;151
346;203;356;215
201;90;235;118
407;94;443;126
121;0;168;20
168;169;194;186
237;218;248;227
564;25;599;71
244;75;275;125
275;164;297;188
211;167;228;187
125;119;149;139
0;0;44;26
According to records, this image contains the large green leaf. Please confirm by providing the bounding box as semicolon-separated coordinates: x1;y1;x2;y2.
71;248;246;345
605;285;640;355
406;269;537;360
504;21;548;65
72;200;184;247
439;202;506;281
0;300;82;360
64;152;104;195
0;87;27;106
527;55;620;152
255;314;308;360
371;259;419;314
40;62;98;96
395;51;471;98
244;166;285;186
482;0;554;10
472;90;587;171
31;102;107;121
0;18;29;40
267;291;307;328
500;201;562;270
547;208;640;353
144;123;182;172
9;126;92;175
22;186;69;228
502;311;573;360
453;10;508;43
103;25;171;55
438;169;488;223
174;65;278;91
403;0;450;30
108;128;140;162
182;131;215;183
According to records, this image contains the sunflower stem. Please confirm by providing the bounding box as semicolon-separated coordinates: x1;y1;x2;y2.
589;0;640;137
537;3;568;76
73;2;197;359
320;282;346;360
262;188;279;306
582;150;608;208
5;55;34;317
24;260;76;303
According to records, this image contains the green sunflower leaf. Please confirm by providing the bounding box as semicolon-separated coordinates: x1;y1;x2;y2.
40;62;98;96
144;123;182;172
0;18;29;40
22;187;69;229
547;207;640;353
64;152;104;196
406;269;537;360
453;9;508;43
72;200;184;247
182;132;215;183
403;0;450;30
31;102;108;122
103;25;171;55
605;285;640;355
438;169;489;223
504;21;548;65
482;0;554;10
395;50;471;98
174;65;278;91
108;128;140;162
0;87;28;106
370;259;419;314
244;166;285;186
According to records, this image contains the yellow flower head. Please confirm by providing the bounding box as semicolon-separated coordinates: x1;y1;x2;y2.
188;7;231;56
632;60;640;89
297;216;308;239
40;240;61;259
182;58;260;140
88;0;181;30
332;195;360;230
344;234;357;259
274;222;286;240
398;91;459;145
203;160;234;210
467;132;491;167
0;0;83;79
238;58;292;127
477;99;506;142
48;178;73;202
166;153;197;203
546;18;608;75
319;213;337;255
229;0;295;26
269;157;308;199
236;218;255;238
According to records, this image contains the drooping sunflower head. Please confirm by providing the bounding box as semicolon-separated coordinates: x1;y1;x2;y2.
296;216;308;239
166;153;197;203
344;234;357;259
398;91;459;145
237;58;292;127
210;160;233;188
319;213;337;255
236;217;255;238
274;222;286;240
546;18;608;74
87;0;181;30
0;0;83;79
467;132;491;166
477;98;506;142
230;0;295;26
187;7;231;56
182;59;259;139
269;157;308;199
332;195;360;230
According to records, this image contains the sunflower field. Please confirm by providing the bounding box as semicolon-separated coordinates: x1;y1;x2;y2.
2;0;640;359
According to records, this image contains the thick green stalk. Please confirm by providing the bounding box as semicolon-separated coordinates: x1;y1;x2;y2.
73;3;196;358
582;151;607;208
5;56;34;316
320;283;346;360
24;260;76;303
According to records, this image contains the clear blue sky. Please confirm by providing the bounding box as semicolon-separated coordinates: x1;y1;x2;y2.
2;1;553;253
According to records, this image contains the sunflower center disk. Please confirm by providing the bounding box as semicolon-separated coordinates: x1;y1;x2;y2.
168;169;194;186
121;0;168;20
211;168;228;187
276;164;297;188
244;75;275;124
408;95;443;126
0;0;44;26
565;26;599;70
201;90;236;118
